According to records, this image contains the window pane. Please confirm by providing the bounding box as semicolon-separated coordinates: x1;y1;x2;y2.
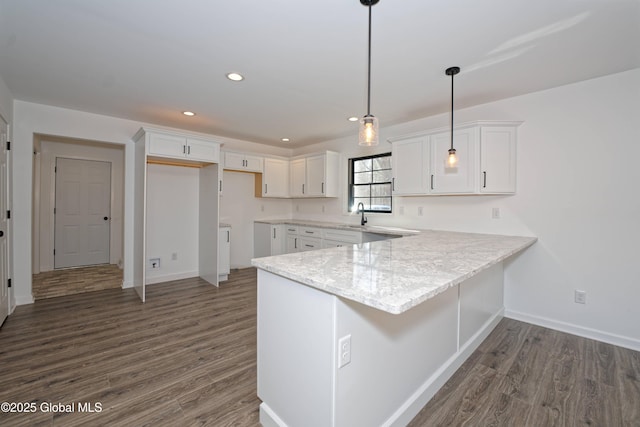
370;198;391;211
372;170;392;183
353;198;371;210
353;185;370;198
373;156;391;170
371;183;391;197
354;171;372;184
354;159;372;173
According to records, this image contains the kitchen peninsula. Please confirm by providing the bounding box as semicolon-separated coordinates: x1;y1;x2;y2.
252;228;536;427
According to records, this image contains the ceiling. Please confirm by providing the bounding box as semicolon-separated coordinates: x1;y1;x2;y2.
0;0;638;147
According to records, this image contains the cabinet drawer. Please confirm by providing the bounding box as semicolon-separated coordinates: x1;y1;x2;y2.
298;236;321;251
322;239;352;249
299;226;322;237
324;228;361;244
285;225;299;235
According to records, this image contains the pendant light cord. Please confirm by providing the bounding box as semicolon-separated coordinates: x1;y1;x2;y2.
366;3;372;116
450;71;454;150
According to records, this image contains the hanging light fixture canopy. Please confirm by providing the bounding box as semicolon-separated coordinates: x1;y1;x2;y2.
359;0;380;146
446;66;460;167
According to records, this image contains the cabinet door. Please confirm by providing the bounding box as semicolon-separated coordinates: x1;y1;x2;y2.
430;128;476;194
244;154;264;173
391;137;428;195
218;227;231;277
218;166;224;197
187;138;220;163
290;158;306;197
148;133;187;158
286;235;299;253
224;152;247;170
271;225;285;256
305;155;326;196
263;158;290;198
480;127;517;193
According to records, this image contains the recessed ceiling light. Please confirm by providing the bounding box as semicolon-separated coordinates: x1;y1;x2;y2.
281;138;290;142
348;116;359;122
226;72;244;81
182;111;196;116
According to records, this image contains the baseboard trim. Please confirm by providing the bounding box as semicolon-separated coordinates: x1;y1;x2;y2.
15;294;34;306
259;402;288;427
505;309;640;352
145;271;199;285
385;308;504;427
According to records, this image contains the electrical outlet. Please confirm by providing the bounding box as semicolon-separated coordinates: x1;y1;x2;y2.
338;334;351;368
492;208;501;219
418;206;424;216
296;204;300;212
171;252;178;261
261;205;265;212
399;206;405;215
575;290;587;304
149;258;160;269
322;205;325;213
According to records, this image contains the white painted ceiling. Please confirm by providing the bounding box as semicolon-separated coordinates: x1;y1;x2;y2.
0;0;638;147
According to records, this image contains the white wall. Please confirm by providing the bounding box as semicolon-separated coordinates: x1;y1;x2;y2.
291;69;640;349
219;170;292;268
11;100;292;304
145;164;200;284
36;139;124;273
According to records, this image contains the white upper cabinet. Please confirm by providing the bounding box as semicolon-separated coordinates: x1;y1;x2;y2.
262;157;290;198
290;158;306;197
389;121;520;196
289;151;339;198
430;128;477;194
479;126;517;193
391;137;428;195
224;151;264;173
145;130;220;163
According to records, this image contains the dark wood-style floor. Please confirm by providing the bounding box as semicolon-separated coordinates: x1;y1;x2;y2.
32;264;123;300
1;268;639;426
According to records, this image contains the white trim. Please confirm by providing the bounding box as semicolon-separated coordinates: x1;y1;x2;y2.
384;309;504;427
15;294;34;305
144;270;199;285
259;402;289;427
505;309;640;352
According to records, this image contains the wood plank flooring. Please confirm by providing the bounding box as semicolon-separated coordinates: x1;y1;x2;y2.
409;319;640;427
32;264;123;300
2;267;639;426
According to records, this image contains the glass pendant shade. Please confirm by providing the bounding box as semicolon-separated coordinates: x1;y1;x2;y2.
359;115;379;146
447;148;458;167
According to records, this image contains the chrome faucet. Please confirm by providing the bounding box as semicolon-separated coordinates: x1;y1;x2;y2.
357;202;368;226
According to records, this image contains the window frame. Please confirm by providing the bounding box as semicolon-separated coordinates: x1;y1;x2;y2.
348;152;393;214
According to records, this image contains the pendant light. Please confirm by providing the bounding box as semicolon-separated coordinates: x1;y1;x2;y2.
446;66;460;167
358;0;380;146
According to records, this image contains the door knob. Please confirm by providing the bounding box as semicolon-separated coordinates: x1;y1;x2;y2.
103;217;109;221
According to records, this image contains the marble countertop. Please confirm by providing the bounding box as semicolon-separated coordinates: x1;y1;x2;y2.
251;229;536;314
254;218;420;237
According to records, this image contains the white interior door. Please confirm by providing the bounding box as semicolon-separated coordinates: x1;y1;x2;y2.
54;158;111;269
0;115;9;325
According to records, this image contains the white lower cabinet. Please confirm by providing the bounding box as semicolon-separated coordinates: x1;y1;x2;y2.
298;236;322;252
218;226;231;281
254;223;285;257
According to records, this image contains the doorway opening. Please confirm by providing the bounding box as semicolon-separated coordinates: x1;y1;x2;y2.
32;135;124;300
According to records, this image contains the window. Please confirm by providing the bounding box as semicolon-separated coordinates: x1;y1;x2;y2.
348;153;392;213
